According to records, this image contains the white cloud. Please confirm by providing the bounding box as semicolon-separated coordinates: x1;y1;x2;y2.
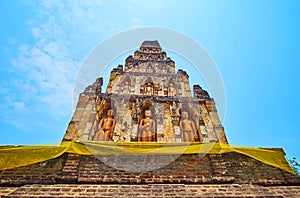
11;38;77;117
1;0;159;133
31;27;41;39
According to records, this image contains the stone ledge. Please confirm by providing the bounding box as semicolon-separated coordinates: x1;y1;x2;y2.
1;184;300;197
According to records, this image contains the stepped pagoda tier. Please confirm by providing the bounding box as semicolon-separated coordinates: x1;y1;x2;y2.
63;41;227;143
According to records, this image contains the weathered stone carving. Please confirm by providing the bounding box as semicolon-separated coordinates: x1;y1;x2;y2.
193;85;210;100
138;109;156;142
168;83;176;96
121;81;130;94
180;111;197;142
94;109;116;141
144;82;154;95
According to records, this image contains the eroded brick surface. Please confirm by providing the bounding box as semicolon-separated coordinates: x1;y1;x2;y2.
0;187;18;197
0;154;67;186
1;152;299;186
2;184;300;197
77;154;215;184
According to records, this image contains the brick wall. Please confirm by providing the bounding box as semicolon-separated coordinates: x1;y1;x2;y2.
77;154;215;184
0;154;67;186
1;184;300;197
1;152;299;186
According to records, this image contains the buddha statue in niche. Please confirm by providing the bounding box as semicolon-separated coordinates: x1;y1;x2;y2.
168;83;176;96
138;109;156;142
144;82;153;95
180;111;196;142
94;109;116;141
146;65;153;73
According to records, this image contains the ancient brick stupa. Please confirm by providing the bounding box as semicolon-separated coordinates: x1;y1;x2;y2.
0;41;299;197
63;40;227;144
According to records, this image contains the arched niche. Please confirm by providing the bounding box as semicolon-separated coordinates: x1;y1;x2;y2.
141;77;154;95
179;102;202;142
146;63;154;73
167;77;177;96
92;97;117;141
137;100;157;142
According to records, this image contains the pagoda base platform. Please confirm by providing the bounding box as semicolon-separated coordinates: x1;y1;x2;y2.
1;152;299;197
1;184;300;197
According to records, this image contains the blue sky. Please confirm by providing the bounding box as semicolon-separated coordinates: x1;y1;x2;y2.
0;0;299;161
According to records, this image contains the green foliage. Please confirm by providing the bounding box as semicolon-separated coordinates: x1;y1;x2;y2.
289;157;300;177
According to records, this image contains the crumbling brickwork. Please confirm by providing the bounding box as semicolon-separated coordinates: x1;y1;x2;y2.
1;184;300;197
1;152;299;186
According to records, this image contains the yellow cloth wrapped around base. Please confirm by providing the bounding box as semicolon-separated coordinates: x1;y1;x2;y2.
0;141;295;175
